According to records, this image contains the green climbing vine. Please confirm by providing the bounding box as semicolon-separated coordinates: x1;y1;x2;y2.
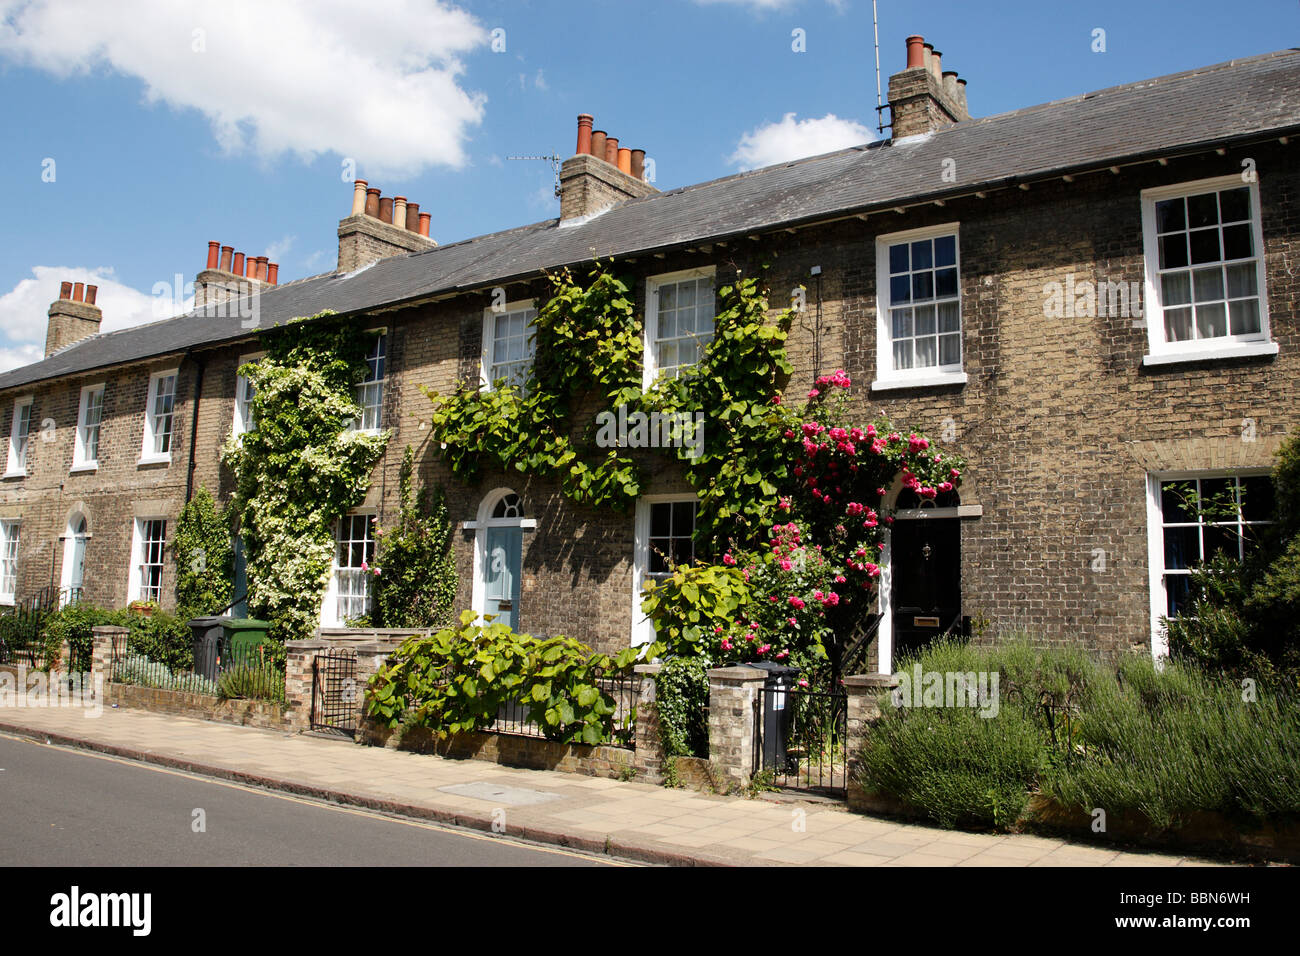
372;446;458;629
221;311;390;644
173;486;234;619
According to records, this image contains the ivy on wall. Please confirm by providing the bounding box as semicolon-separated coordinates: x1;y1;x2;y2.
221;311;390;644
373;446;458;629
173;486;234;619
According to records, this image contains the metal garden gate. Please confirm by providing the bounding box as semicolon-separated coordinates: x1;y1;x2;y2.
311;648;359;737
754;682;849;797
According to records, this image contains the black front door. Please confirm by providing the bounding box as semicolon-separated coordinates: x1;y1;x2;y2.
891;517;962;660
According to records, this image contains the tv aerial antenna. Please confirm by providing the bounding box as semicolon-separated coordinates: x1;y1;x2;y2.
507;152;562;197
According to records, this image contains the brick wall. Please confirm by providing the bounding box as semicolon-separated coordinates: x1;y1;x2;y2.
0;139;1294;664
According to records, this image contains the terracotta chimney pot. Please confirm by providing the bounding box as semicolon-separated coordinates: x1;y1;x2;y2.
206;241;220;270
232;252;245;275
590;130;607;162
267;263;279;285
59;281;73;300
405;201;420;232
72;282;85;302
906;35;925;68
576;114;594;155
220;245;233;272
378;196;394;224
417;212;431;237
365;187;381;218
605;137;619;165
631;149;646;180
85;285;98;305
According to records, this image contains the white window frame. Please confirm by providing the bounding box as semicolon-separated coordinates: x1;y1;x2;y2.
139;369;178;465
480;301;538;392
872;222;967;391
128;517;168;604
0;519;20;605
643;267;716;390
321;510;378;627
1140;175;1276;366
232;352;264;442
72;383;105;472
1145;470;1273;660
4;396;33;478
631;494;699;646
352;331;387;434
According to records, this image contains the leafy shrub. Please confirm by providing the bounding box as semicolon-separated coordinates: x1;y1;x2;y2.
125;611;194;672
858;687;1045;829
656;656;711;758
217;663;285;702
367;610;656;745
373;446;457;629
174;486;234;619
1043;656;1300;829
857;639;1300;833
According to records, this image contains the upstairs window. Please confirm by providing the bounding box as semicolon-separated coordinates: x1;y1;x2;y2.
1141;176;1273;364
5;397;32;477
354;333;386;432
644;269;715;387
874;224;965;390
73;384;104;470
141;370;177;464
481;304;537;392
233;353;263;440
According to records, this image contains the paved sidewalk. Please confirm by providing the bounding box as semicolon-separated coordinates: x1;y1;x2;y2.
0;705;1221;867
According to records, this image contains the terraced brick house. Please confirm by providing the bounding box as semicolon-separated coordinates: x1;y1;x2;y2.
1;38;1297;672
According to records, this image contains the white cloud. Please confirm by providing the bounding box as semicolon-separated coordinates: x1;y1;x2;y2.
264;235;296;262
0;266;170;372
0;0;488;177
730;112;875;170
695;0;847;10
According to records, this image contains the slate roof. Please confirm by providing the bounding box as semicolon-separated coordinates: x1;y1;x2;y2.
4;48;1299;392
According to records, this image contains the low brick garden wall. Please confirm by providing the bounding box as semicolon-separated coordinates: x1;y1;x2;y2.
105;682;290;732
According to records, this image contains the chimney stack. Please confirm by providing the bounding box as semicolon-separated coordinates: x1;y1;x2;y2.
337;179;436;272
194;240;277;310
887;34;971;139
45;278;103;356
558;113;657;222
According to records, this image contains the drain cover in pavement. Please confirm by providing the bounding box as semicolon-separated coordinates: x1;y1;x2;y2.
438;781;564;806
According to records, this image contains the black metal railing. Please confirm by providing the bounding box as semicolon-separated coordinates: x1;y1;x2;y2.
754;682;849;796
110;632;285;702
0;586;61;668
486;670;640;748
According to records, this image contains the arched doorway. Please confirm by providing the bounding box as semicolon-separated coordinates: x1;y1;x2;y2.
470;489;530;631
60;512;88;606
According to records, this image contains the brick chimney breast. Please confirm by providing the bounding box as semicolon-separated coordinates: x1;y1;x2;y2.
888;34;971;139
558;114;657;222
45;284;102;356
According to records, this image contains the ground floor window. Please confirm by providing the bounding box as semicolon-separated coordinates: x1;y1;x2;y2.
0;520;20;604
131;518;167;603
327;513;376;625
631;497;699;645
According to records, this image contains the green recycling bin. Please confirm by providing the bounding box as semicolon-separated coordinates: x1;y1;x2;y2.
220;618;272;663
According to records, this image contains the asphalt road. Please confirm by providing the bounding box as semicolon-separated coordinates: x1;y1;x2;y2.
0;734;620;867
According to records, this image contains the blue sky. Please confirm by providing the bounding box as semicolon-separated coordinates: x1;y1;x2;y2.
0;0;1296;370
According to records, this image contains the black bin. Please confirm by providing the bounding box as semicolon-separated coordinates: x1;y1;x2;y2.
751;662;801;774
188;616;227;682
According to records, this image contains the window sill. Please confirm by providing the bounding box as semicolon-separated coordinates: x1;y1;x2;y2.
1143;342;1279;367
136;454;172;467
1;470;26;480
870;370;968;392
69;462;98;474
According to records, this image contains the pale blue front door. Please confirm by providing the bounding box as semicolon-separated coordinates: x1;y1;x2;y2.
484;526;522;630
